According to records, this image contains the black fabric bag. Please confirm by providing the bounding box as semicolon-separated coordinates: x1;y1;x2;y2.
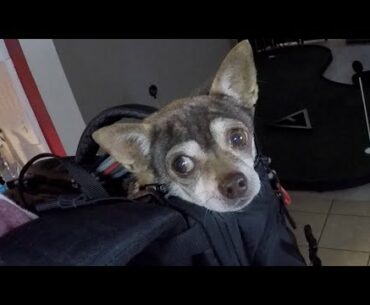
0;104;307;266
0;155;306;266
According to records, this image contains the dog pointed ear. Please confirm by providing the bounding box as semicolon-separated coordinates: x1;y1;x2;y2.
92;123;151;174
210;40;258;108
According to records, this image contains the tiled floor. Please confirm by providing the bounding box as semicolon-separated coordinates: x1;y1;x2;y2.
287;186;370;266
267;39;370;265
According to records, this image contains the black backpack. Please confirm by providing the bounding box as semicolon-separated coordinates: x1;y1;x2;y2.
0;104;312;266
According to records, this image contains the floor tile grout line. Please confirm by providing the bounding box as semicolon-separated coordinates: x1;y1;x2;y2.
289;209;331;215
291;196;370;204
289;198;333;215
292;197;370;204
329;213;370;218
318;246;370;255
292;199;370;251
291;209;370;218
319;246;370;253
331;199;370;203
301;244;370;254
317;199;334;244
301;244;370;255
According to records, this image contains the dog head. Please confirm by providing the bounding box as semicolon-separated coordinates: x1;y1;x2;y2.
92;40;260;212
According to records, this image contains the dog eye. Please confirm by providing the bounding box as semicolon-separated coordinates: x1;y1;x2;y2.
229;128;247;148
172;155;194;176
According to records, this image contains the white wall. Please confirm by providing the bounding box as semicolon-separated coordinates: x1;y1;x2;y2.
19;39;86;155
313;39;370;85
14;39;235;155
53;39;236;123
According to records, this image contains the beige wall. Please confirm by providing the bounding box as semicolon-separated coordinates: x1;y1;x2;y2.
0;40;49;169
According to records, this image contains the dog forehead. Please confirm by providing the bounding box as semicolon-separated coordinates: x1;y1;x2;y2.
148;95;255;170
149;95;252;137
150;109;214;153
147;95;252;124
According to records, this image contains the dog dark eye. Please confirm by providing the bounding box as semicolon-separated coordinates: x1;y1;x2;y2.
172;156;194;176
229;129;247;148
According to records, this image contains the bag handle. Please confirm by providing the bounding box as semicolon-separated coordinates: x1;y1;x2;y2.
18;153;109;209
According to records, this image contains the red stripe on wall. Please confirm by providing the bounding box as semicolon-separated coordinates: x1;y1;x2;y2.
4;39;66;156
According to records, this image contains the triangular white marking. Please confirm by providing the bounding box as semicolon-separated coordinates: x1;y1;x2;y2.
270;108;312;129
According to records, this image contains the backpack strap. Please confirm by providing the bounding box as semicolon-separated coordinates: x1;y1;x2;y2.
18;153;109;210
304;224;322;266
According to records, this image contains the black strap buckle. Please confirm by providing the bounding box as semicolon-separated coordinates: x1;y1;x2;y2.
143;184;168;195
128;184;169;206
304;224;322;266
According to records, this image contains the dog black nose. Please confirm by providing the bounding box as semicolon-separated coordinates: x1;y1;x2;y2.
218;172;248;199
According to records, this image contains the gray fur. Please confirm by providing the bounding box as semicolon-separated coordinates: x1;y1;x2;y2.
92;40;261;212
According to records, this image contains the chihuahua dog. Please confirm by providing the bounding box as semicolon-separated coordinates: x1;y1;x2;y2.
92;40;260;212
